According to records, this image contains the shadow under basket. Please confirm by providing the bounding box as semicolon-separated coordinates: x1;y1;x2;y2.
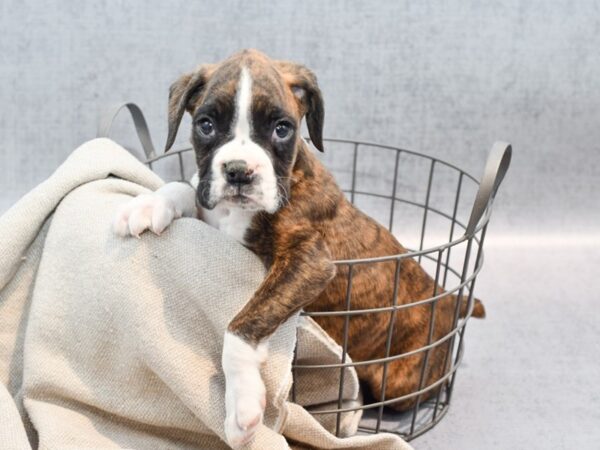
98;102;512;442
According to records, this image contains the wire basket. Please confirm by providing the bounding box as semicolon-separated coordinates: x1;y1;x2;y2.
98;103;511;442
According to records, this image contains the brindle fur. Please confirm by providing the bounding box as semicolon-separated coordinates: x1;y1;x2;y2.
239;144;485;411
167;50;485;412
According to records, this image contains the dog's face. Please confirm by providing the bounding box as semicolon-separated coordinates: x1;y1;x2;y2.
165;49;324;213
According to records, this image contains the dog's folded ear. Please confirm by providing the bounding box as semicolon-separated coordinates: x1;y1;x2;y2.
275;61;325;152
165;64;215;152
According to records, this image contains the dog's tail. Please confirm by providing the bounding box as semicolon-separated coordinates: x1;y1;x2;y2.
455;295;486;319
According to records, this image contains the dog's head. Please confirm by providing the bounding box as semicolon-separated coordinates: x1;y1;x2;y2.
165;49;324;213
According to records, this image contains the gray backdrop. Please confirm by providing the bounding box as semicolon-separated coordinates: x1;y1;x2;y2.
1;1;599;449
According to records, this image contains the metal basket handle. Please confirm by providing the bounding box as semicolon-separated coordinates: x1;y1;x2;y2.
97;102;157;159
465;141;512;236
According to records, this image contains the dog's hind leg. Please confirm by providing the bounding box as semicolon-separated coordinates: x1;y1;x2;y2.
357;354;430;412
360;291;483;412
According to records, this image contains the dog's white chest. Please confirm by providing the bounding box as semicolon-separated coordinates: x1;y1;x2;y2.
201;205;255;244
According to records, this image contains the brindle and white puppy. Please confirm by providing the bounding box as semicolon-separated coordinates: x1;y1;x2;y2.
113;49;485;448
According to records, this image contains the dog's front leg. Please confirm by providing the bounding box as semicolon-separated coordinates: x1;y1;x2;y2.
222;234;336;448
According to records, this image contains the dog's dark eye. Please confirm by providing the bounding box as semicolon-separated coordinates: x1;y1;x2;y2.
273;121;293;141
196;118;215;137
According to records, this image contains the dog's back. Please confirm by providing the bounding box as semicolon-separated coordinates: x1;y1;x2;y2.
291;145;485;410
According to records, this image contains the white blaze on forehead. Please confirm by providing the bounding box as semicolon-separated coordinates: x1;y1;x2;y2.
234;67;252;139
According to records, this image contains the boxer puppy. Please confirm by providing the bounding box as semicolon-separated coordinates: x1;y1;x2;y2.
113;49;485;447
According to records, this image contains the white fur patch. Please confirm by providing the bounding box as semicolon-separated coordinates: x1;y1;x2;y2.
190;172;199;189
200;204;255;244
112;182;196;237
219;208;255;244
208;67;279;214
222;332;268;448
235;66;252;139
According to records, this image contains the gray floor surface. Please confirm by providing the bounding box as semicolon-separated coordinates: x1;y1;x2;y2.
411;237;600;449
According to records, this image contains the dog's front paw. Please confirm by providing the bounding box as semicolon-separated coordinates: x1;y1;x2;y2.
222;333;268;448
224;387;266;448
113;193;181;238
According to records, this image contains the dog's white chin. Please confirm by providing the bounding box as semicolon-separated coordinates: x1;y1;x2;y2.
222;195;262;211
210;191;280;214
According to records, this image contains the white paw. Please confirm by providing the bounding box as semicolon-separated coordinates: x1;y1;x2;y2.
222;333;268;448
113;193;181;238
224;394;265;448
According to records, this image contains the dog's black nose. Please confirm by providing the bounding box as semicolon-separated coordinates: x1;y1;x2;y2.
224;160;253;185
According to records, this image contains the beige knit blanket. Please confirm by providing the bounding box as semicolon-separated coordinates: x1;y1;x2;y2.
0;139;411;450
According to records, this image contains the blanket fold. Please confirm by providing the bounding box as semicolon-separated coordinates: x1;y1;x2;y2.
0;138;411;450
